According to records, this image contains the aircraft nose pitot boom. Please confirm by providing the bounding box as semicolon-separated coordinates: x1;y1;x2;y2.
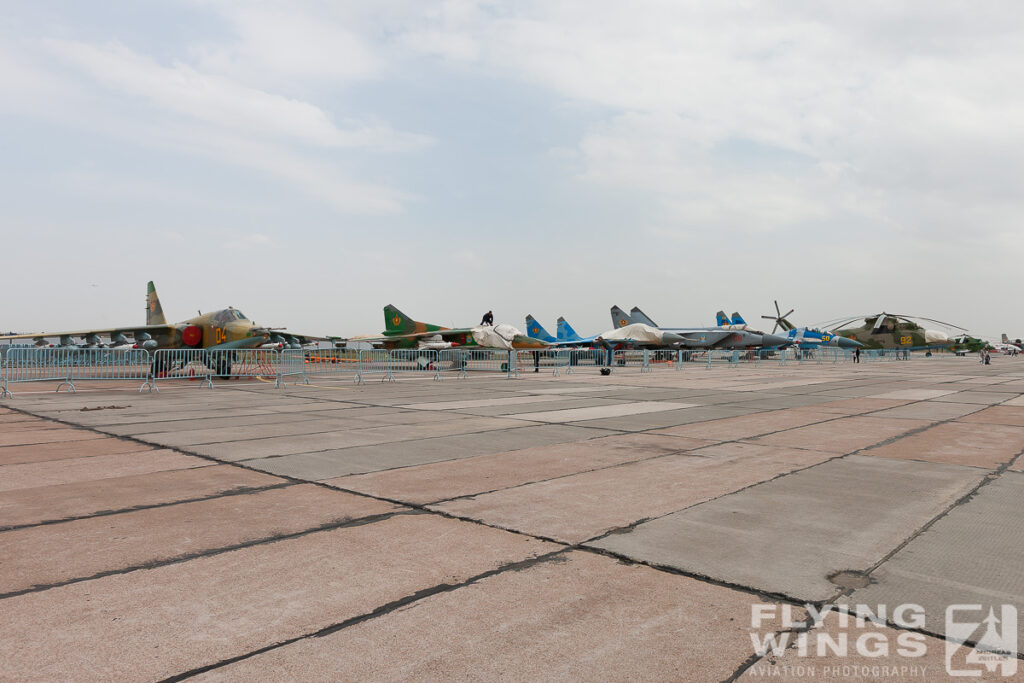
836;336;864;349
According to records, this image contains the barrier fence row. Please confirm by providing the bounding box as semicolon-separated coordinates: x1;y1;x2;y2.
0;345;909;397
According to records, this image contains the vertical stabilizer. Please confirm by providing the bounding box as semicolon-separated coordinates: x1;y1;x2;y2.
146;281;166;326
730;312;746;325
384;305;419;335
629;307;659;327
557;317;582;342
715;311;729;327
525;315;556;342
610;305;632;328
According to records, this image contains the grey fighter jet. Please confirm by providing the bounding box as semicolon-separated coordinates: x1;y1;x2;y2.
610;306;793;349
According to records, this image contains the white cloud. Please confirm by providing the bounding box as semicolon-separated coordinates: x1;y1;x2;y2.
45;39;430;151
191;5;380;84
393;2;1024;241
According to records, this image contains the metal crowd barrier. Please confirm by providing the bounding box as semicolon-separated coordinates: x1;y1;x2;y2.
303;348;360;381
279;349;310;385
152;349;215;388
0;342;875;398
514;350;569;376
1;347;77;396
354;349;395;384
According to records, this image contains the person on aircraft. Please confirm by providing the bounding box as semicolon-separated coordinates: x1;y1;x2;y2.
480;310;494;326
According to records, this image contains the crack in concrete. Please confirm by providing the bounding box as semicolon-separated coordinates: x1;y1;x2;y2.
158;548;573;682
0;510;407;600
0;481;295;532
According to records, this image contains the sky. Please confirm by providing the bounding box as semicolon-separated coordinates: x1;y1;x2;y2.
2;1;1022;339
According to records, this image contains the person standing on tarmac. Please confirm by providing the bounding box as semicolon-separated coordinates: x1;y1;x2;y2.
480;310;494;326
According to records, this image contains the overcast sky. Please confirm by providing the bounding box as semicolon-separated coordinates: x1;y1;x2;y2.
2;2;1022;339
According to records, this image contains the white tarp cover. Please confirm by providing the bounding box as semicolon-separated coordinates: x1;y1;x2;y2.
598;323;664;344
472;324;521;350
924;329;949;344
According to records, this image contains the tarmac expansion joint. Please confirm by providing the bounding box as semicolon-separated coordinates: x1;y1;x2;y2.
157;548;573;682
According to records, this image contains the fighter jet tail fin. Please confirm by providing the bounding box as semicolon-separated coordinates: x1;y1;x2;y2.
146;281;167;326
525;315;556;342
1002;333;1010;344
384;305;419;335
610;305;632;329
557;317;582;342
731;312;746;325
629;307;659;327
716;311;729;327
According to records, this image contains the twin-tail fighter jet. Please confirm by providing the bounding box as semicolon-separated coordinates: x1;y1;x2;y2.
525;315;599;347
0;282;329;352
607;306;792;349
355;306;549;350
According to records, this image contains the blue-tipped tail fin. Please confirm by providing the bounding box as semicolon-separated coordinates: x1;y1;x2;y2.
730;312;746;325
525;315;556;343
716;311;729;326
557;317;583;342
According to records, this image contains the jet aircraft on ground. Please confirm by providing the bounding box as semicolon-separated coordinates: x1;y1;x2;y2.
356;306;549;350
611;306;791;349
745;301;863;350
0;282;326;351
525;315;599;347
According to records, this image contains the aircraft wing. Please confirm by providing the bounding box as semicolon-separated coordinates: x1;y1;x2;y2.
0;325;171;344
351;328;476;346
545;337;599;347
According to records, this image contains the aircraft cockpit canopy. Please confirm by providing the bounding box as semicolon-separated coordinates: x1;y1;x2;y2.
215;309;249;324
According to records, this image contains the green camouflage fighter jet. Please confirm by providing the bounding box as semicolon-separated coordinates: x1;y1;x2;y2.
351;305;550;350
0;281;329;352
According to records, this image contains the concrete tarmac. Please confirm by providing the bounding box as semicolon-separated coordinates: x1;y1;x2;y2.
2;356;1023;681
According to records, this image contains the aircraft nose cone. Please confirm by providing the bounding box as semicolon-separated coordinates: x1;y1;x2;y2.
513;335;550;348
836;336;864;349
761;333;791;347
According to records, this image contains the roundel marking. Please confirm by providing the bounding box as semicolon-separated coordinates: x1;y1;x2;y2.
149;301;156;312
619;319;627;327
181;325;203;347
532;327;539;334
392;316;402;326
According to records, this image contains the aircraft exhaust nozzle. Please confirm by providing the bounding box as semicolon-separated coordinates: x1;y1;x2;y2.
836;336;863;349
660;332;687;346
761;333;792;348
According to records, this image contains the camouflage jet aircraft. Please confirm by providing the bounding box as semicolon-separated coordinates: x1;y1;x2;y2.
825;312;967;350
355;305;549;350
0;282;327;352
